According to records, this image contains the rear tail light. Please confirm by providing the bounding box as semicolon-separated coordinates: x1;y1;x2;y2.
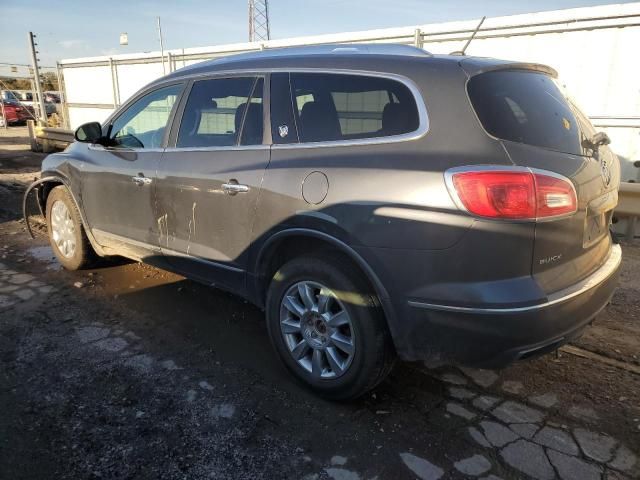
446;167;577;221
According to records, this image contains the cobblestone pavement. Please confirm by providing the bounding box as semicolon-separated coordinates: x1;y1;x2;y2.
1;239;638;480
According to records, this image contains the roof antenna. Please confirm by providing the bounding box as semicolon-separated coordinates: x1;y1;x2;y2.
451;16;486;56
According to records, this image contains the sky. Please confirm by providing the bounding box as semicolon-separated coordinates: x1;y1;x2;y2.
0;0;634;76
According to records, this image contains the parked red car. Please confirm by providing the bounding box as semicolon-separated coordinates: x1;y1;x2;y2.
0;99;33;125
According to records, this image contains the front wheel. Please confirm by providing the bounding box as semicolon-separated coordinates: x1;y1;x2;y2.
46;186;96;270
266;255;395;400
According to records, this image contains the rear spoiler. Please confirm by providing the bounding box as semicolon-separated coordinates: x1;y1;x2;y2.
459;58;558;79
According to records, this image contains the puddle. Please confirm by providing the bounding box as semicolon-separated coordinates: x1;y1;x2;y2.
27;246;62;270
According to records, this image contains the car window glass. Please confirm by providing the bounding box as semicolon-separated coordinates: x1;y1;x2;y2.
289;73;420;143
239;78;264;146
110;84;182;149
177;77;260;148
467;71;594;157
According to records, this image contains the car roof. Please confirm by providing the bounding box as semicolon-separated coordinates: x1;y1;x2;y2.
157;43;555;84
163;44;441;80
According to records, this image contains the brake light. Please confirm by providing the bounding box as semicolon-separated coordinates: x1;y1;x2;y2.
448;168;577;220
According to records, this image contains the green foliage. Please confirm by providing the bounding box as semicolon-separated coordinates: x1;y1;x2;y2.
0;71;59;91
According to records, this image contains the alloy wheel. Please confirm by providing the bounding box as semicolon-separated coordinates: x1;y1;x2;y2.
50;200;76;258
279;281;355;379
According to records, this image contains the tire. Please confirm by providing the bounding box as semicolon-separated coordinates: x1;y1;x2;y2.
266;255;395;400
46;185;96;270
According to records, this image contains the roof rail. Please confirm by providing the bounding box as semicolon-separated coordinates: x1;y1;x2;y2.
209;43;432;63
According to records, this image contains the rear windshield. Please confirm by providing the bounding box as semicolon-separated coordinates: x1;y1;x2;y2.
467;70;594;156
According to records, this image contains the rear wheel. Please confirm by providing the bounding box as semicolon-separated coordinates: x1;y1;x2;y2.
266;255;395;400
46;186;96;270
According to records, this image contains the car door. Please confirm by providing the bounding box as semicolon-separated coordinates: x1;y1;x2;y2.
80;83;184;258
154;74;269;292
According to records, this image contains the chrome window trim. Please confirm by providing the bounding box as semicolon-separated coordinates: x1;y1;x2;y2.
151;68;429;149
443;164;579;223
87;144;166;154
408;243;620;314
164;144;270;153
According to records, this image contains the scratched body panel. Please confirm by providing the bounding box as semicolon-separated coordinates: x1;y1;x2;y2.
154;147;270;291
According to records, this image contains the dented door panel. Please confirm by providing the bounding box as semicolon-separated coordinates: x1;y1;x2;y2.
154;147;271;292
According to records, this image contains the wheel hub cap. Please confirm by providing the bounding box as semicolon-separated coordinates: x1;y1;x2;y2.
301;312;329;348
279;281;355;379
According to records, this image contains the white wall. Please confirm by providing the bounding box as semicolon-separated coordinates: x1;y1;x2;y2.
115;62;166;103
63;65;114;105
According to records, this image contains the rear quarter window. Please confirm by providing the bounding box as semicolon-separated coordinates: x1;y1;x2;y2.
467;70;593;156
289;73;420;143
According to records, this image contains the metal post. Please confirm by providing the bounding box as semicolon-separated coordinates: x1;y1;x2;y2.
249;0;254;42
157;17;166;75
167;51;173;73
108;58;119;107
249;0;271;42
627;216;637;242
28;31;47;125
0;100;7;129
55;62;66;128
27;120;38;151
414;28;423;48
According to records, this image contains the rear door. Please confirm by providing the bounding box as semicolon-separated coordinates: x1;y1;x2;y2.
467;69;620;293
155;74;269;292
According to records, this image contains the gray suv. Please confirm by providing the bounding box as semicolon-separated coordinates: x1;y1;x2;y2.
26;44;621;399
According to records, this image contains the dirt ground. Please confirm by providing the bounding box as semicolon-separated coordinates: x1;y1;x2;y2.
0;126;638;480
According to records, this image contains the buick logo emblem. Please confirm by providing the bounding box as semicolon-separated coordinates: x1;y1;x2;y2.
600;158;612;186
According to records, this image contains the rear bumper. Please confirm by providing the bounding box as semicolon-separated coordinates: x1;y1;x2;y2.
398;244;622;367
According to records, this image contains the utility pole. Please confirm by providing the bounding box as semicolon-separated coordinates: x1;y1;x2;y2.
249;0;271;42
157;17;166;75
28;31;47;124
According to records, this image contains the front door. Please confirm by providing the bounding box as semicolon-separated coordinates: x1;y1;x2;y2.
155;75;269;292
81;83;184;258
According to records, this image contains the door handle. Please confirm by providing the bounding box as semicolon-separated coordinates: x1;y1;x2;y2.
132;175;152;186
222;181;249;195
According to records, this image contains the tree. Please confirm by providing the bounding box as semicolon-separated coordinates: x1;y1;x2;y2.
40;72;59;91
0;77;32;90
0;72;58;92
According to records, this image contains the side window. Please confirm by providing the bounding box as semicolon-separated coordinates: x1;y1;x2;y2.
289;73;420;143
110;84;182;149
176;76;263;148
240;78;264;146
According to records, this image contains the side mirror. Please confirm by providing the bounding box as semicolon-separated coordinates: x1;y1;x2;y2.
590;131;611;147
74;122;103;144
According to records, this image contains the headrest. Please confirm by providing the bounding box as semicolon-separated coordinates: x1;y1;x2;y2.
382;102;410;135
300;102;341;142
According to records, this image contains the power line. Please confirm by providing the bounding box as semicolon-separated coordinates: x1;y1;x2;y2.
0;62;56;68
